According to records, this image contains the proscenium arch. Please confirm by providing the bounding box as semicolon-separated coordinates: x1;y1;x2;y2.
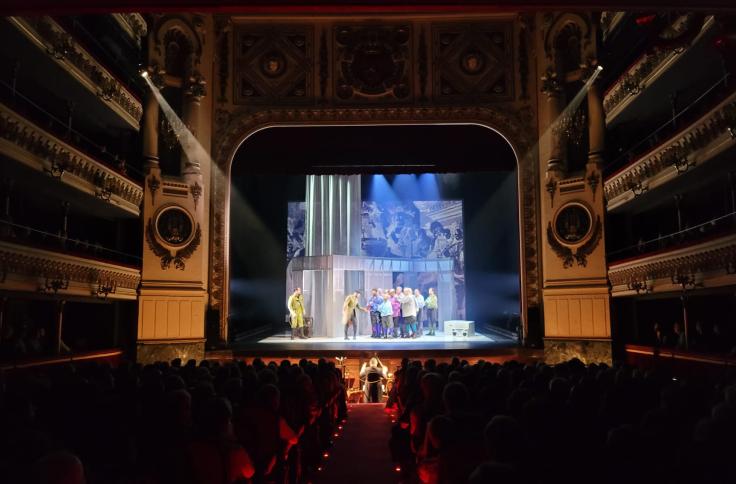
211;107;540;343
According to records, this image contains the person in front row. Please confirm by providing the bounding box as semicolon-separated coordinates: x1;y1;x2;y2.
343;289;369;340
378;293;394;339
414;288;425;337
399;287;418;338
287;287;307;340
368;288;384;338
425;287;438;336
389;289;402;338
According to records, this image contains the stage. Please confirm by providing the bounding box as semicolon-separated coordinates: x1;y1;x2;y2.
207;328;533;361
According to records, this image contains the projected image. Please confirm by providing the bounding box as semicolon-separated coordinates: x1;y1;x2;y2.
286;202;306;261
361;201;463;259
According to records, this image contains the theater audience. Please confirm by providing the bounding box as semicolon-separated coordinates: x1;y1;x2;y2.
389;357;736;484
0;357;346;484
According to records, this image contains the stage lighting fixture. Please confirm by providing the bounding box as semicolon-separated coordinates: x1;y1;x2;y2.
140;70;149;79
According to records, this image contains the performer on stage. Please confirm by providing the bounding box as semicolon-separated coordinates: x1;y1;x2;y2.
425;287;438;336
414;288;425;336
395;286;405;337
378;293;394;339
398;287;418;338
343;289;369;340
287;287;307;340
368;288;384;338
389;289;401;338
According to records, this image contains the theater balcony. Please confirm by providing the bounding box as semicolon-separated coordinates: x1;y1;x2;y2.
604;87;736;212
4;16;143;130
608;231;736;297
110;13;147;49
599;11;629;44
0;239;141;300
0;101;144;217
603;15;718;128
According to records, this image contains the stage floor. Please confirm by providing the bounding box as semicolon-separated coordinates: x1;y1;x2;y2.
211;329;523;360
258;331;498;350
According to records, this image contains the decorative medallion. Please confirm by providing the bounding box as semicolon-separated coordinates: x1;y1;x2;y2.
156;206;194;246
548;202;601;268
432;22;514;102
146;205;201;270
334;24;412;102
233;25;313;104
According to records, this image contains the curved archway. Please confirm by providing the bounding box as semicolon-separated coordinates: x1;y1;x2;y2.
210;106;540;343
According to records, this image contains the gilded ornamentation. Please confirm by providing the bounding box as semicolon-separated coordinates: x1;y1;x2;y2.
547;215;602;268
0;241;140;290
418;27;428;101
10;17;143;125
234;25;313;104
0;104;144;209
334;24;411;101
605;92;736;204
146;217;201;270
190;182;202;209
432;23;513;101
319;30;328;100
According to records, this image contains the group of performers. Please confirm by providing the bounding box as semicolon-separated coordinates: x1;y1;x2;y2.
288;285;439;340
365;286;438;339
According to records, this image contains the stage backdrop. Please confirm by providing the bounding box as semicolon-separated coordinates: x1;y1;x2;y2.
288;199;464;327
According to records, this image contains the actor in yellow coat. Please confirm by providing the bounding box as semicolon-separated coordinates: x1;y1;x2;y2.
287;287;307;340
342;290;368;340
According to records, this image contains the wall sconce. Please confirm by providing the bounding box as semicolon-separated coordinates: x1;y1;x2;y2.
627;278;653;294
40;276;69;294
631;181;648;197
44;161;66;179
726;260;736;275
671;273;697;290
673;156;695;174
95;279;117;298
727;126;736;139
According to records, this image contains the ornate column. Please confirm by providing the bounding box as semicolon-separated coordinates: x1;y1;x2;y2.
586;65;605;166
542;67;565;174
142;65;165;169
182;74;206;175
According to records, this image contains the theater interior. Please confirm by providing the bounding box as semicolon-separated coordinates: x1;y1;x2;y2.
1;1;736;483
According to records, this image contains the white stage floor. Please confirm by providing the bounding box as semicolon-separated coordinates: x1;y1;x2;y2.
258;331;496;345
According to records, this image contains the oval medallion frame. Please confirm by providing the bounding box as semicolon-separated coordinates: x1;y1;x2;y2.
154;204;196;248
552;201;593;245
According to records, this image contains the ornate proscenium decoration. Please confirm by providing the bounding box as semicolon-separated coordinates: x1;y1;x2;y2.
40;275;69;294
335;25;411;101
547;202;602;268
146;206;202;270
587;172;600;200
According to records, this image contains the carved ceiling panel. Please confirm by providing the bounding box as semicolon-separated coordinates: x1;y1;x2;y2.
432;22;514;102
333;24;412;103
233;25;314;104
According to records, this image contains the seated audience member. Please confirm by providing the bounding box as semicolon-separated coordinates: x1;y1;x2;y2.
35;451;87;484
189;397;254;484
672;322;687;350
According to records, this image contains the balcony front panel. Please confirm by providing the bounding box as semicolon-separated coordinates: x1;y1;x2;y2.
604;90;736;212
0;102;144;216
0;240;140;300
8;16;142;130
608;233;736;297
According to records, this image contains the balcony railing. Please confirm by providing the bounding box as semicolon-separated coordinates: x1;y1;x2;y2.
0;101;144;216
110;13;147;48
608;232;736;297
604;88;736;211
603;15;715;123
0;240;140;300
7;16;143;130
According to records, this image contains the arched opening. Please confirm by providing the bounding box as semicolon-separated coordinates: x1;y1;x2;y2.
226;123;522;344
